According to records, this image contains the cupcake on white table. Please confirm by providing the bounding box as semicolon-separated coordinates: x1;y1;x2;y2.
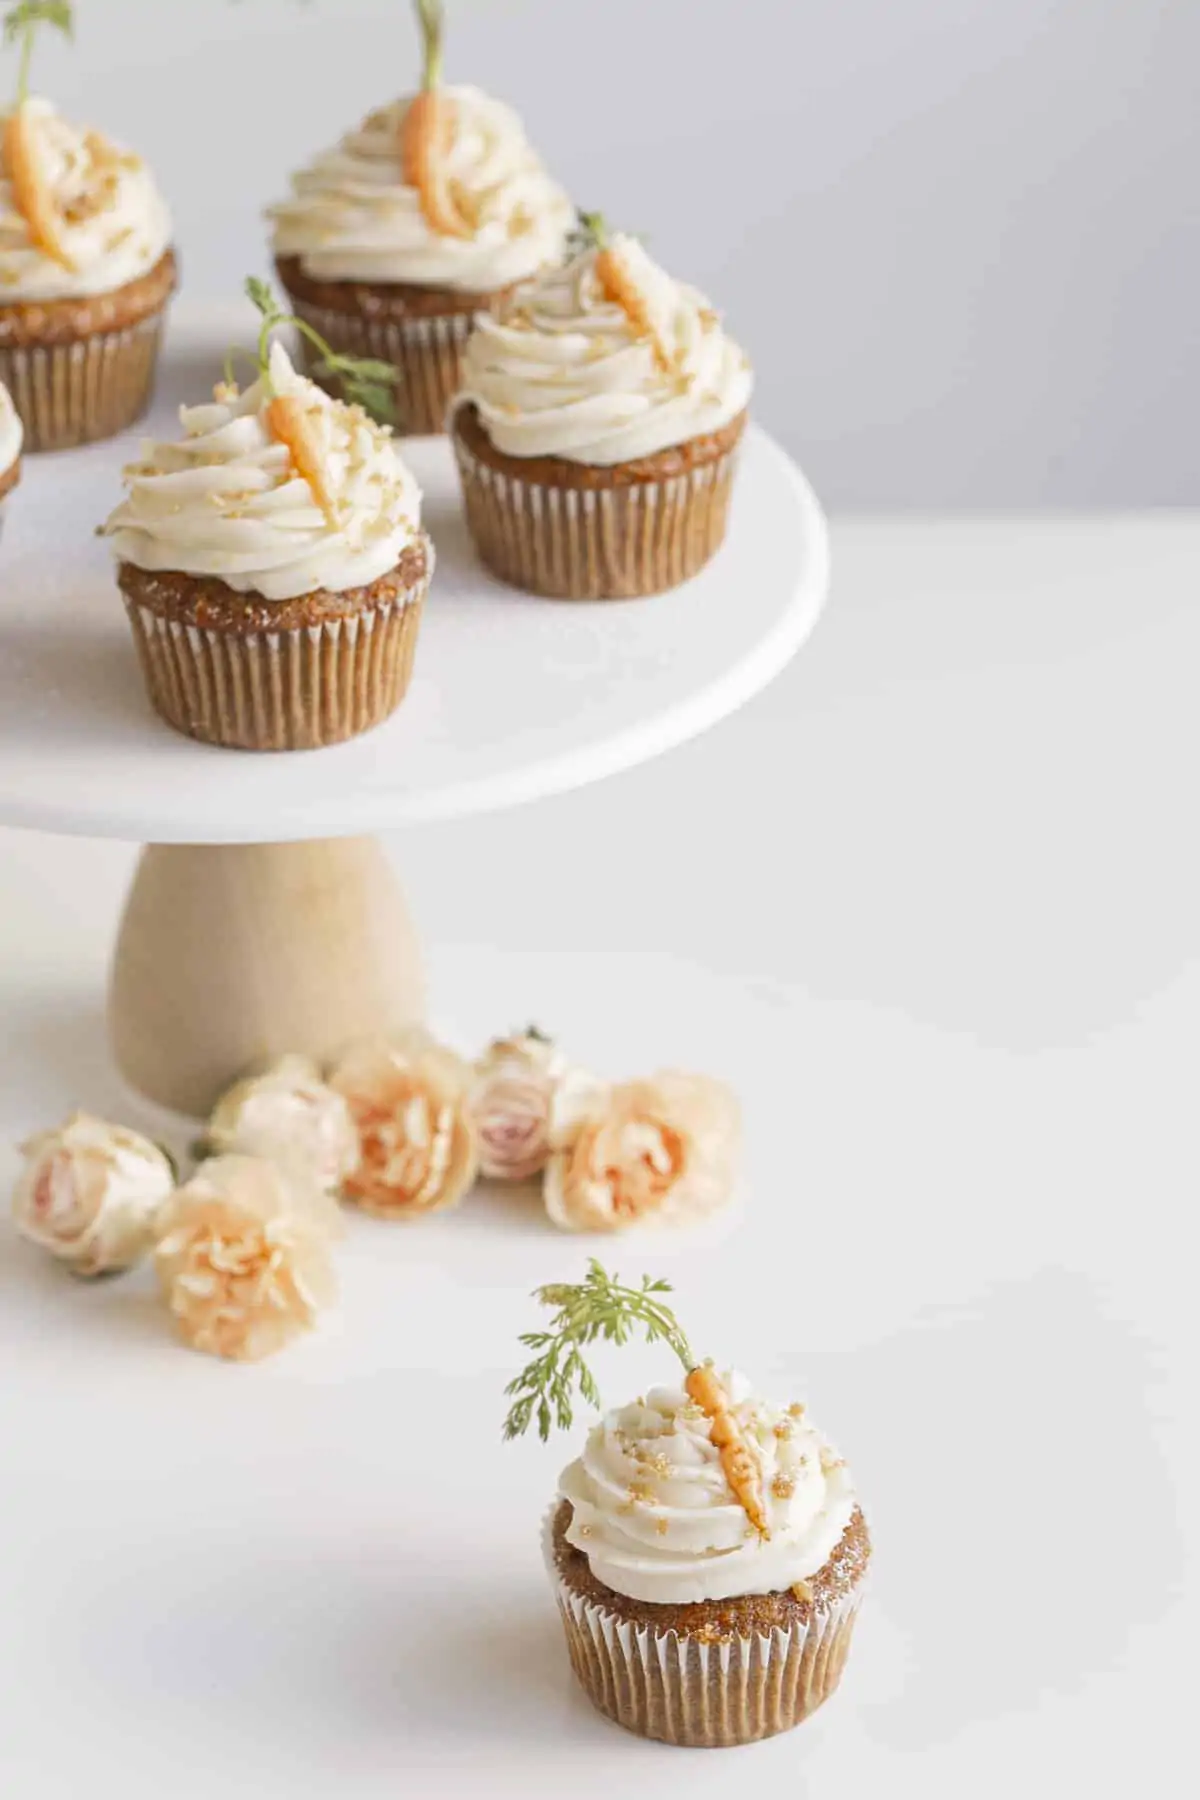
0;376;20;526
452;216;753;598
507;1264;870;1748
102;279;433;752
0;5;176;450
269;0;573;433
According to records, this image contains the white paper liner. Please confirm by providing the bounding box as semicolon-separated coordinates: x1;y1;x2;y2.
0;314;165;452
122;587;426;751
281;297;474;436
452;427;742;600
540;1506;864;1748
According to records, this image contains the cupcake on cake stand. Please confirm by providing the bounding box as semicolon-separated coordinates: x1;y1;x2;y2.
0;304;829;1118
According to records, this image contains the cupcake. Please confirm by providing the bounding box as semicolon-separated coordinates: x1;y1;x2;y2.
452;218;753;600
0;377;20;527
101;280;432;752
269;0;572;435
506;1264;869;1748
0;10;175;451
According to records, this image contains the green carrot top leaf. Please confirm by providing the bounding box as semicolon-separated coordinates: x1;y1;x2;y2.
236;276;398;424
4;1;72;104
412;0;445;90
569;210;609;256
502;1260;696;1442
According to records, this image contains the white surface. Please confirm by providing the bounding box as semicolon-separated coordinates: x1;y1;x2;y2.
1;512;1197;1798
0;314;825;844
30;0;1200;506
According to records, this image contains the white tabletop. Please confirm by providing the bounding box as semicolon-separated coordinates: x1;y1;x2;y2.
1;512;1195;1798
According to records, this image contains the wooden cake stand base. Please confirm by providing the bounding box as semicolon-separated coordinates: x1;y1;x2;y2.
108;838;425;1117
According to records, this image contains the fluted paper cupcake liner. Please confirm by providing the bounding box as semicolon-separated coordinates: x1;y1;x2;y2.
452;430;742;600
543;1513;862;1748
282;298;473;436
0;314;166;453
122;590;425;752
0;462;16;541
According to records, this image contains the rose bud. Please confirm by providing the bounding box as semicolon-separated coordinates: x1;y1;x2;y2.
12;1112;175;1276
471;1029;570;1183
206;1053;359;1195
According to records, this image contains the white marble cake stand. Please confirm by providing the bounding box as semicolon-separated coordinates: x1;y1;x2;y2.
0;312;829;1115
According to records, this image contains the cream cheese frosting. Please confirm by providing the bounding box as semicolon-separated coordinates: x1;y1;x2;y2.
103;342;425;601
455;234;753;465
0;97;171;301
558;1371;856;1605
0;379;20;475
270;86;573;292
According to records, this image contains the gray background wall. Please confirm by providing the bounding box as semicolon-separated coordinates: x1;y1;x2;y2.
37;0;1198;507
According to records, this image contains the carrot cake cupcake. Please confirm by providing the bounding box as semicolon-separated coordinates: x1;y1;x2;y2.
269;0;572;434
452;218;753;599
506;1263;869;1748
0;376;20;521
0;9;175;451
102;281;432;752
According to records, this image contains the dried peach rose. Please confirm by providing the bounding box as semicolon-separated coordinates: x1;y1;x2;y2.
12;1112;175;1277
154;1155;338;1362
328;1030;479;1220
206;1054;359;1196
470;1029;569;1183
544;1072;740;1233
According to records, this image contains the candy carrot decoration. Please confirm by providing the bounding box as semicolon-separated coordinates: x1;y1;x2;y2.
235;276;401;489
3;6;78;269
399;0;474;240
683;1361;769;1537
577;212;672;373
265;394;337;523
503;1260;770;1539
3;104;74;271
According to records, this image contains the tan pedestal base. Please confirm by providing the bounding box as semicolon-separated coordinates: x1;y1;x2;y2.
108;837;426;1119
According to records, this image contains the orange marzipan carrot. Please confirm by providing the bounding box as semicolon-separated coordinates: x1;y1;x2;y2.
4;108;75;273
265;394;337;523
594;241;672;373
685;1363;770;1537
399;89;475;241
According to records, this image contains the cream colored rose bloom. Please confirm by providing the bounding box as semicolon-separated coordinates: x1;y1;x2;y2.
470;1029;568;1183
154;1154;338;1362
328;1030;479;1220
12;1112;175;1276
544;1072;740;1233
206;1054;359;1195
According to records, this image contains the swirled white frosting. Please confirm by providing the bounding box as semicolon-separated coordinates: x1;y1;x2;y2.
0;97;171;300
103;343;425;601
270;86;573;292
558;1371;856;1604
456;234;753;465
0;379;20;476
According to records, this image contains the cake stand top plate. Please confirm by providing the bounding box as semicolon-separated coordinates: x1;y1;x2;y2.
0;314;828;844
